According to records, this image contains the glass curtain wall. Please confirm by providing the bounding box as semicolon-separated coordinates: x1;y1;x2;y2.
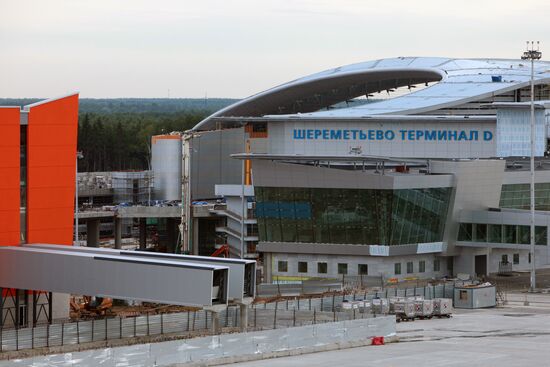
255;186;452;246
500;183;550;210
458;222;547;245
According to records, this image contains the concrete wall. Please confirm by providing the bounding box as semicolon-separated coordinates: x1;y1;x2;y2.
270;253;447;280
190;128;245;200
0;316;396;367
432;159;506;259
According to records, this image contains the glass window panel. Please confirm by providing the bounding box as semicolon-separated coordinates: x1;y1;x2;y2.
298;261;308;273
419;260;426;273
255;186;452;246
394;263;401;275
337;263;348;275
458;223;473;241
434;259;440;272
475;224;487;242
317;262;327;274
406;262;414;274
488;224;502;243
358;264;368;275
518;225;530;244
513;253;519;264
265;218;282;242
504;225;517;244
277;261;287;272
281;220;297;242
536;226;547;245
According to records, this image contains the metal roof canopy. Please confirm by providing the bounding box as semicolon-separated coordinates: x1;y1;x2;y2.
194;57;550;131
231;152;431;165
25;245;256;301
208;114;496;123
0;246;228;307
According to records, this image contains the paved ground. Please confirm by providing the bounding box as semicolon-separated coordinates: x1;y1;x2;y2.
221;294;550;367
488;267;550;291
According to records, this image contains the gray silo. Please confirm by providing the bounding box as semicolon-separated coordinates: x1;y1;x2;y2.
151;134;182;201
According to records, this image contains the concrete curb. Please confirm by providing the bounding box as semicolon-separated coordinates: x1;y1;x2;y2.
175;335;399;367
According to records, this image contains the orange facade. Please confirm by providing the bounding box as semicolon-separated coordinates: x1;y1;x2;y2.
27;95;79;245
0;108;21;246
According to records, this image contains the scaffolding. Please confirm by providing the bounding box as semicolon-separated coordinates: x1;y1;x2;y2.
111;171;153;204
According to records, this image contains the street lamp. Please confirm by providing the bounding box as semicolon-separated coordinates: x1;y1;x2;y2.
521;41;542;292
75;151;84;245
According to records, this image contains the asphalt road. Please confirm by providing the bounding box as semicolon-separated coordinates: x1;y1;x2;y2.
220;299;550;367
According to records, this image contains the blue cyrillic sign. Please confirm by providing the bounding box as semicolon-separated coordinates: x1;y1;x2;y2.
293;129;493;142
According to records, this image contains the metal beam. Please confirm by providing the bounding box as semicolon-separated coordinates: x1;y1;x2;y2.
0;246;228;307
26;245;256;301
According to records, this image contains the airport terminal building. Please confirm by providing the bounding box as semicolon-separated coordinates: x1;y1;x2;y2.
186;57;550;282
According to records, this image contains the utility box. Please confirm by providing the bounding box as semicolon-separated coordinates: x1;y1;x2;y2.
453;284;496;309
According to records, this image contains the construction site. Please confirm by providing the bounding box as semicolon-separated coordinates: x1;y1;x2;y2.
5;56;550;366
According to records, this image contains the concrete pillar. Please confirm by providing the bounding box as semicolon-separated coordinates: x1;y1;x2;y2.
264;252;272;283
114;217;122;249
166;218;177;253
192;217;199;255
239;303;248;332
139;218;147;250
86;219;100;247
210;310;221;334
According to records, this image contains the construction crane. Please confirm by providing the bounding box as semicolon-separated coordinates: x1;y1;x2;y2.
211;244;229;258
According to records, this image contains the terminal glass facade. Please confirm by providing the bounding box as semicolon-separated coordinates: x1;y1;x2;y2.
458;222;547;245
500;183;550;211
255;186;452;246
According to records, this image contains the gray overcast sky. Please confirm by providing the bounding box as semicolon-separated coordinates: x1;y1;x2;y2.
1;0;549;98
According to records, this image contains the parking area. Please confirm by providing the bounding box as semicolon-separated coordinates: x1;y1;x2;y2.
222;294;550;367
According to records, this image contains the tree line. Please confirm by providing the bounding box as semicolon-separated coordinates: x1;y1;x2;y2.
74;99;237;172
0;98;238;173
77;111;207;172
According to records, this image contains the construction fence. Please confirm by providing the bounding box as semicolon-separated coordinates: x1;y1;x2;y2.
0;303;384;354
0;281;465;354
255;281;462;311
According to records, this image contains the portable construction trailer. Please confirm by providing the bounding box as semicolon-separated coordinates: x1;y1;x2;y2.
453;284;496;309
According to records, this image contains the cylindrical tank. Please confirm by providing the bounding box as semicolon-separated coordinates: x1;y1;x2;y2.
151;134;182;201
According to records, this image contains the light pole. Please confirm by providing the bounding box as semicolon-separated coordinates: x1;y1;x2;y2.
521;41;542;292
75;151;84;245
240;123;246;259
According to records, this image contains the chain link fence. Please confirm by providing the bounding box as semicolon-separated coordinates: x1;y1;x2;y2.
0;281;464;354
0;309;213;353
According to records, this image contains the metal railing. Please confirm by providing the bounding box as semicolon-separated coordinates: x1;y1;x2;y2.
0;310;211;353
0;282;462;354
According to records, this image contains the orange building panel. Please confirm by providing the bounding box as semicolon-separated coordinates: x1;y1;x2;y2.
0;107;20;246
26;94;79;245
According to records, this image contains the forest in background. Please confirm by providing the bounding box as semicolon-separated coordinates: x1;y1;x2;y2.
0;98;238;172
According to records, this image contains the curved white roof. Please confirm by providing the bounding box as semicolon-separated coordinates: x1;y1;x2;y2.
193;57;550;131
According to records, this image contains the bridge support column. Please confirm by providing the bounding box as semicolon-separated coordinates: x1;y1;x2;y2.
114;217;122;249
239;303;248;332
166;218;177;253
87;219;100;248
139;218;147;250
210;310;221;334
192;217;199;255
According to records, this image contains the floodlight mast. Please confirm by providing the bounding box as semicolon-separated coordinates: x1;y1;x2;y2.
521;41;542;292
